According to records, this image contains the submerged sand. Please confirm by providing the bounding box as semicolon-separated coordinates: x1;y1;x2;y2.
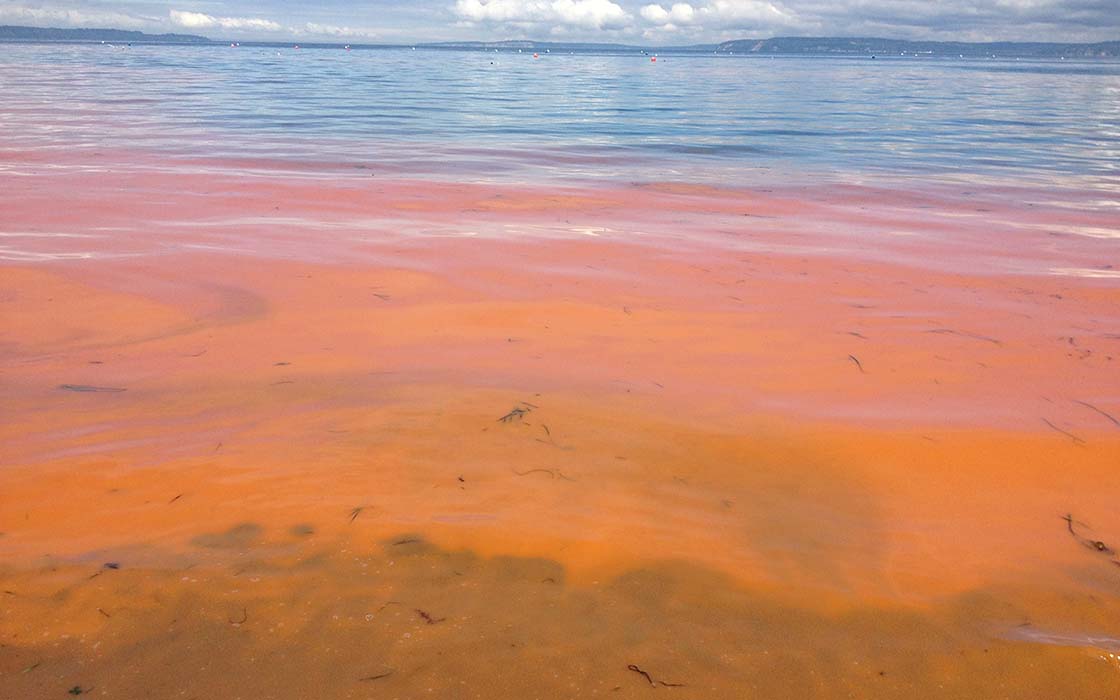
1;151;1119;697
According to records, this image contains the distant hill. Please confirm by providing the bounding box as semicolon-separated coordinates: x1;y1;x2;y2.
0;25;211;44
420;37;1120;57
715;37;1120;58
1;26;1117;57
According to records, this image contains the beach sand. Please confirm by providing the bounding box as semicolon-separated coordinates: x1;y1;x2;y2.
2;151;1119;697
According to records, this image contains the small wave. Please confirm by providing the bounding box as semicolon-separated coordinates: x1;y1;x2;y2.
0;249;98;261
1008;626;1120;653
1049;267;1120;278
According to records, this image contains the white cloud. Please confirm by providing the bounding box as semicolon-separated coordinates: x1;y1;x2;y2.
551;0;629;27
640;3;697;25
698;0;792;28
169;9;282;32
453;0;629;30
640;0;793;34
3;0;1117;44
0;4;152;29
169;9;380;39
299;22;379;39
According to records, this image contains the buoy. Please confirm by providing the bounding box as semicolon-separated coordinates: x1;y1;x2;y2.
533;53;539;59
651;56;656;62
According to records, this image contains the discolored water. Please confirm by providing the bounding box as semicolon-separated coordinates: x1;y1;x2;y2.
2;40;1120;700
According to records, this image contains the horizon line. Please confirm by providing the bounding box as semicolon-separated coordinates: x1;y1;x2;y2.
1;25;1119;49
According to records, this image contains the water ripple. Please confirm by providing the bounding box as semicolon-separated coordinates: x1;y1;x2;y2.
0;45;1117;188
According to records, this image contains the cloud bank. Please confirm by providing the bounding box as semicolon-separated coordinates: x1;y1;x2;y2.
0;0;1116;42
454;0;629;31
169;10;281;32
0;3;151;29
451;0;1119;41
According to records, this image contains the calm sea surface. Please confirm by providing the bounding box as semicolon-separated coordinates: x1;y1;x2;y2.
1;43;1118;189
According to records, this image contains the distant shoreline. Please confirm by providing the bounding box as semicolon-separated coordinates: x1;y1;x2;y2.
0;25;210;44
1;25;1117;58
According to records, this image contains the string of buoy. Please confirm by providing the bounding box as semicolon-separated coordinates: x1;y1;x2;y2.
238;44;663;62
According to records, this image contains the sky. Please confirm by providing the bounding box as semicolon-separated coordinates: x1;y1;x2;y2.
1;0;1118;44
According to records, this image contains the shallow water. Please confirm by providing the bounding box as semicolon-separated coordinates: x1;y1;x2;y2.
1;44;1119;188
2;44;1119;698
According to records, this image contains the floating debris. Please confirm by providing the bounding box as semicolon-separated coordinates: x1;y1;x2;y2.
1063;514;1116;557
923;328;1002;345
415;608;445;624
1042;418;1085;444
848;354;866;373
512;468;576;481
498;401;538;423
1073;400;1119;427
58;384;126;393
627;664;684;688
628;664;655;686
359;671;394;682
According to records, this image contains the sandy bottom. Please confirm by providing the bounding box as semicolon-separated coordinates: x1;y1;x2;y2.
2;152;1119;698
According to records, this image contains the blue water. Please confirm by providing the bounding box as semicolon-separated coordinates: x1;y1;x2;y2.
1;43;1118;188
